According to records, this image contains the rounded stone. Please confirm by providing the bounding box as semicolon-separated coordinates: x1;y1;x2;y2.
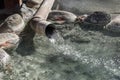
105;15;120;32
0;48;11;68
0;14;25;35
48;10;77;23
84;11;111;26
0;33;19;49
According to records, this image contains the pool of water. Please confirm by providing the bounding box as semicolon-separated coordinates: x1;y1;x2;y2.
2;23;120;80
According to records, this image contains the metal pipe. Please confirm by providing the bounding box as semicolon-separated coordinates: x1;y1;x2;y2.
34;0;55;20
30;0;56;38
30;17;55;38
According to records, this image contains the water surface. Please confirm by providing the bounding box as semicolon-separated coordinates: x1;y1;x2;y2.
3;23;120;80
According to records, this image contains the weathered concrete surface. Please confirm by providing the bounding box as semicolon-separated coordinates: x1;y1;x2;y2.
56;0;120;15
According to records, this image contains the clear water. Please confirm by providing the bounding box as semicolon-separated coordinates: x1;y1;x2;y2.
2;24;120;80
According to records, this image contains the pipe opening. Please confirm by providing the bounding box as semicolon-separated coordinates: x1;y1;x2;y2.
45;24;56;38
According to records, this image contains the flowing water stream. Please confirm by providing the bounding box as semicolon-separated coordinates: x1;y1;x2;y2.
2;23;120;80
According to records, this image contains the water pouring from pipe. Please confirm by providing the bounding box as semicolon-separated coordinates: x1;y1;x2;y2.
30;17;56;38
30;0;56;38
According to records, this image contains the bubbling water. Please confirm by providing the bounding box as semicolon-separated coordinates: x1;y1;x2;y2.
49;31;64;44
48;31;100;66
2;24;120;80
48;30;120;80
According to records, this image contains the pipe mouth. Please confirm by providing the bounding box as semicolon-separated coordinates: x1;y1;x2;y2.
45;24;56;38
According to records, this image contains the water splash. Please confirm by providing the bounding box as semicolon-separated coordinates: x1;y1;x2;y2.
49;31;64;44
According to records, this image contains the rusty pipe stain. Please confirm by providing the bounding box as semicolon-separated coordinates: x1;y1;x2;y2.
30;0;56;38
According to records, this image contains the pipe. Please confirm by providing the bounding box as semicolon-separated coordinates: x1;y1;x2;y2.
34;0;55;19
30;17;55;38
30;0;56;38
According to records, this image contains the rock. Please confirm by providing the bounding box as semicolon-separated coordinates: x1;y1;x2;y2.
26;0;43;8
48;10;77;24
0;33;19;49
105;15;120;32
0;14;25;35
21;4;36;22
84;11;111;26
0;48;11;68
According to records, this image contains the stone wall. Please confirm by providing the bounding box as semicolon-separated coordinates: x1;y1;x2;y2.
56;0;120;15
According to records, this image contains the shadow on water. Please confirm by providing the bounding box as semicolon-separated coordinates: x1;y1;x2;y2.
80;24;104;31
16;24;35;56
79;23;120;37
102;31;120;37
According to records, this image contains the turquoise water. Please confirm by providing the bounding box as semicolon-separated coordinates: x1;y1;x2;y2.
2;23;120;80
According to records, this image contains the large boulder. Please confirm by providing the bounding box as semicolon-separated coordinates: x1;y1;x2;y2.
0;14;25;35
